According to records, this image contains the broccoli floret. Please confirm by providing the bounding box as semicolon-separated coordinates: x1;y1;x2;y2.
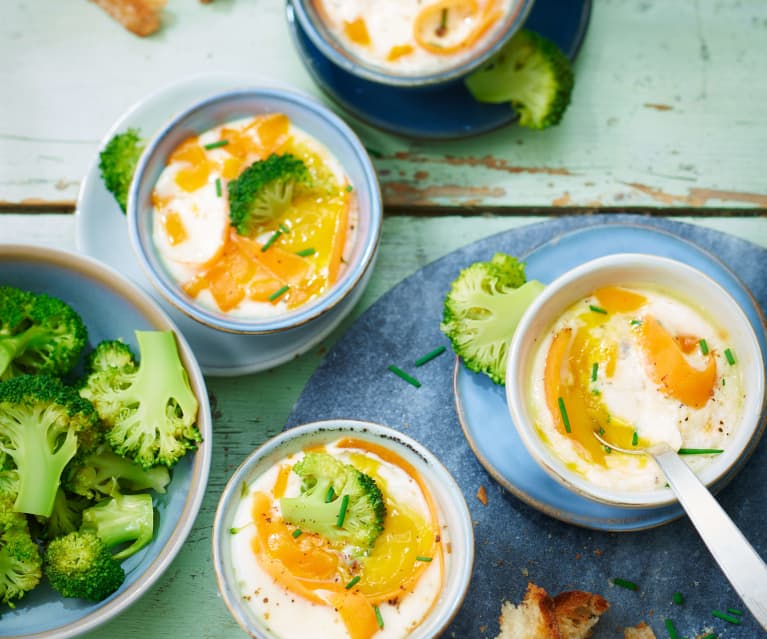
440;253;545;385
36;487;91;540
228;153;310;236
79;330;200;469
0;375;99;517
80;493;154;561
280;452;386;553
65;443;170;501
465;29;574;130
98;128;145;214
0;286;88;381
0;523;42;609
44;530;124;601
86;340;136;373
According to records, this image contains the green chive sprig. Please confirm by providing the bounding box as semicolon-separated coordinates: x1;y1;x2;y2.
345;575;361;590
712;609;741;624
632;431;639;446
677;448;723;455
204;139;229;150
269;285;289;302
374;605;384;629
415;346;446;367
589;304;608;314
325;486;335;503
557;397;571;433
215;177;222;197
612;578;638;591
727;607;743;616
699;339;709;355
724;348;736;365
336;494;350;528
415;556;433;562
664;618;680;639
262;229;282;252
292;529;302;538
672;591;684;605
387;365;421;388
296;247;316;257
591;362;598;382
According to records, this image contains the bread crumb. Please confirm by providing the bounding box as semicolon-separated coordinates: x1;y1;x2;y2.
624;621;657;638
477;485;488;505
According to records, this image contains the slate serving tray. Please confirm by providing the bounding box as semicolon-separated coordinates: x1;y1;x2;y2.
285;214;767;638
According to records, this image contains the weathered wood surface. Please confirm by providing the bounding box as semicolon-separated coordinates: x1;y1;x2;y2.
2;0;766;211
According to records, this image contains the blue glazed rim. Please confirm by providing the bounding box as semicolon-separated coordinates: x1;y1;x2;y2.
291;0;536;88
127;87;382;335
285;0;592;140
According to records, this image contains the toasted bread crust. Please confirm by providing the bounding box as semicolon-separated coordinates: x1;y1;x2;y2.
624;621;657;639
89;0;164;36
553;590;610;639
496;583;561;639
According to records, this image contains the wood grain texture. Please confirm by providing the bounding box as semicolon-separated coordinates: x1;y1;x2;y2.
1;1;766;210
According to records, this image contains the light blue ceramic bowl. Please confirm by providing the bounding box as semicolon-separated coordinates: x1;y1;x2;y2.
127;87;381;335
0;245;212;639
212;420;474;639
291;0;536;88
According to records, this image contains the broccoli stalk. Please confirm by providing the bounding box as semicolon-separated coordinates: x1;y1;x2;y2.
43;531;124;601
79;330;201;469
0;527;42;608
465;29;575;130
280;452;386;553
228;153;310;236
0;286;88;381
0;375;99;517
81;493;154;561
98;128;145;213
441;253;545;385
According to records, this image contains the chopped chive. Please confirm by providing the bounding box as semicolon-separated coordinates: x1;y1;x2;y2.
591;388;601;396
336;494;350;528
677;448;723;455
240;481;249;498
292;529;302;538
712;609;741;624
724;348;736;365
387;365;421;388
268;285;290;302
557;397;571;433
345;184;353;192
415;556;433;562
295;247;316;257
438;7;449;33
672;591;684;605
345;575;361;589
589;304;608;314
279;223;290;233
261;229;282;252
612;578;638;591
591;362;598;382
229;523;251;534
722;377;726;386
630;319;642;326
699;339;709;355
374;605;384;629
604;446;612;453
664;618;680;639
204;139;229;150
415;346;446;366
727;607;743;616
325;486;335;503
215;177;222;197
632;431;639;446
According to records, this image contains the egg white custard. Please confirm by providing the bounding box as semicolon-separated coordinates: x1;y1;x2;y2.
228;439;447;639
528;285;744;491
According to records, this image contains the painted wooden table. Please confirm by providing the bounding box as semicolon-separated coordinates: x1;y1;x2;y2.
1;0;766;637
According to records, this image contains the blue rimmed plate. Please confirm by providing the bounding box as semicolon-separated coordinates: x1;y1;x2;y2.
285;0;592;140
455;224;767;531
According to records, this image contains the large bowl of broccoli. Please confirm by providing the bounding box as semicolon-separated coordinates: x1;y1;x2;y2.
0;244;212;638
212;419;474;639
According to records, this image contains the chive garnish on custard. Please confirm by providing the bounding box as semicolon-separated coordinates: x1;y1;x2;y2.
261;229;282;252
591;362;598;382
204;139;229;150
268;285;289;302
415;346;446;367
699;339;709;355
291;529;302;538
678;448;723;455
589;304;607;314
279;222;290;233
295;247;316;257
345;575;361;589
325;486;335;503
374;605;384;629
557;397;571;433
387;365;422;388
724;348;736;365
612;578;638;591
632;431;639;446
415;556;433;562
336;494;350;527
215;177;222;197
630;319;642;326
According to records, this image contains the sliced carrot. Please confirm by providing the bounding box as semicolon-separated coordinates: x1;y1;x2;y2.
593;286;647;314
162;210;188;246
251;113;291;152
344;17;371;46
638;316;717;408
329;589;380;639
326;191;350;285
387;44;414;61
272;464;291;499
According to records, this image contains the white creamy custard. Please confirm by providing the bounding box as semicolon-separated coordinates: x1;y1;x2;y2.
151;113;357;318
228;439;448;639
528;285;744;491
314;0;518;75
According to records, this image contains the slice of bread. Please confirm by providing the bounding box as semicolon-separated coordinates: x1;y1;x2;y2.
89;0;166;36
495;583;610;639
624;622;657;639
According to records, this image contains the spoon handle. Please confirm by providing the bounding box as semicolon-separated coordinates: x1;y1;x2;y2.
653;449;767;630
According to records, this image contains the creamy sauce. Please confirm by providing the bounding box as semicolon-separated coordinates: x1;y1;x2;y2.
528;286;744;491
228;440;447;639
151;114;357;318
315;0;518;75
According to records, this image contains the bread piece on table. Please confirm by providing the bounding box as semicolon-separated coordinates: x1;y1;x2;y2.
89;0;166;36
623;622;657;639
553;590;610;639
496;583;561;639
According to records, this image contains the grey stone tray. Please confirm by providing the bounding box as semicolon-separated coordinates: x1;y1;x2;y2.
286;214;767;638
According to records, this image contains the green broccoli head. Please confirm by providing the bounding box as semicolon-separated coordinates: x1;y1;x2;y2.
43;530;124;601
80;493;154;561
465;29;574;130
35;487;91;540
440;253;545;385
86;340;137;374
0;375;100;517
0;286;88;381
0;524;42;609
98;128;145;214
79;330;201;469
280;452;386;553
228;153;310;236
65;442;170;501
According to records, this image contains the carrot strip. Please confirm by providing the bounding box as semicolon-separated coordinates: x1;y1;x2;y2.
327;190;350;285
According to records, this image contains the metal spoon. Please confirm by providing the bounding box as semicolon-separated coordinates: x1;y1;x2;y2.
593;432;767;630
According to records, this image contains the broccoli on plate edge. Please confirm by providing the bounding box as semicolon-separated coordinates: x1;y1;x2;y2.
98;128;145;214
